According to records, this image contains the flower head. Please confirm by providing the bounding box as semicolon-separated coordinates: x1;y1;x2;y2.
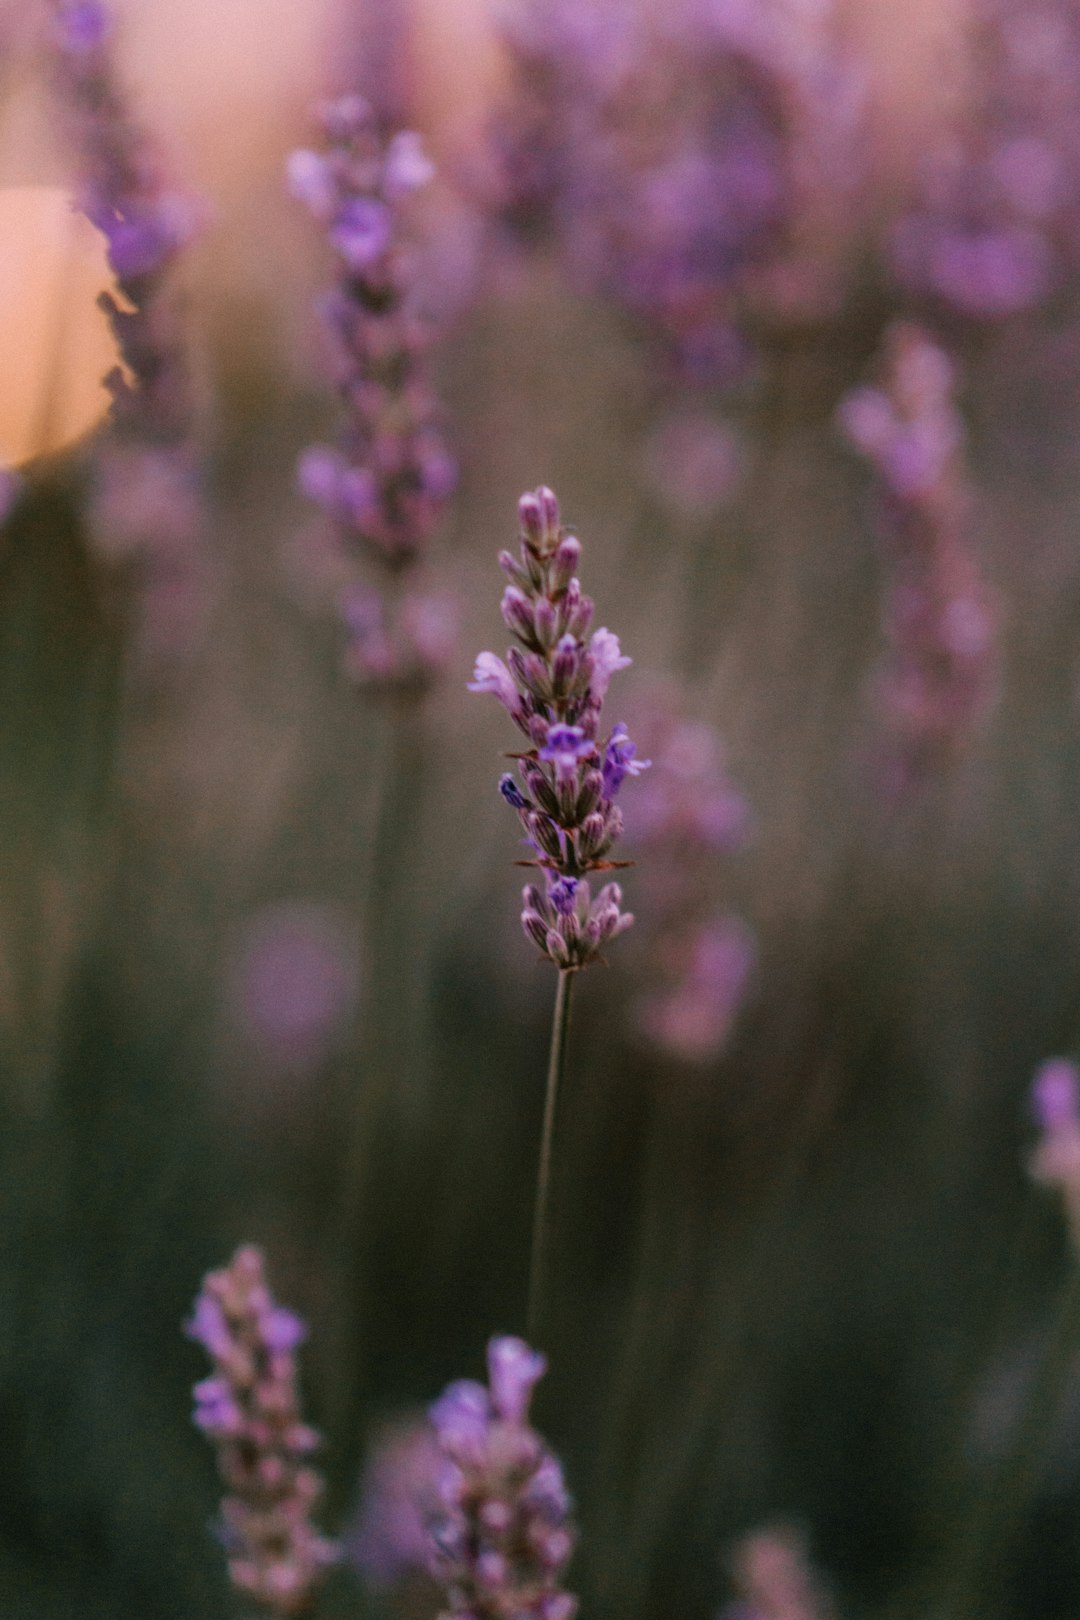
470;487;647;968
428;1336;577;1620
186;1246;337;1616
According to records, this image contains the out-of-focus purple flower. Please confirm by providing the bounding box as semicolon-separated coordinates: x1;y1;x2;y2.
1030;1058;1080;1250
485;0;865;387
229;902;359;1076
643;410;744;518
471;487;646;968
720;1521;833;1620
290;94;456;693
428;1337;577;1620
50;0;207;679
838;321;998;791
890;0;1080;321
186;1247;337;1616
349;1417;443;1588
638;918;755;1064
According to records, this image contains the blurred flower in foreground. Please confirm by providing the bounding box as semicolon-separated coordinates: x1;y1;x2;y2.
839;320;997;796
470;486;647;970
50;0;208;672
228;902;359;1078
349;1415;442;1588
626;682;753;1064
186;1245;337;1616
720;1521;833;1620
891;0;1080;320
1029;1058;1080;1250
429;1336;577;1620
290;94;457;690
486;0;865;389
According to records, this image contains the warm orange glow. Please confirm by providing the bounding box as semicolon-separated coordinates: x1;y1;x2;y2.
0;185;118;466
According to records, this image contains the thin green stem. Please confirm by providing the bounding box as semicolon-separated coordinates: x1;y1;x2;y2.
527;966;575;1345
932;1258;1080;1620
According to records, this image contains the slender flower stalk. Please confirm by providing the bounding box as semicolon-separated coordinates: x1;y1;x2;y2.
721;1522;834;1620
290;93;456;688
471;485;646;1333
50;0;206;670
428;1336;577;1620
838;320;997;794
186;1246;337;1617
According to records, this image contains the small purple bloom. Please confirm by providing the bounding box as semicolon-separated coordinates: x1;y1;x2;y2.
548;877;579;917
429;1380;491;1467
330;198;393;271
383;131;436;197
469;651;520;715
540;723;594;780
185;1293;231;1359
588;627;631;700
54;0;109;53
602;723;650;799
264;1306;307;1353
487;1336;546;1424
1033;1060;1080;1132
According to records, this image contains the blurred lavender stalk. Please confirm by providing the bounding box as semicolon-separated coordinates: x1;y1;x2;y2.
428;1336;577;1620
470;485;646;1335
50;0;207;676
1030;1057;1080;1248
289;93;456;690
288;91;456;1489
186;1245;337;1616
838;320;997;797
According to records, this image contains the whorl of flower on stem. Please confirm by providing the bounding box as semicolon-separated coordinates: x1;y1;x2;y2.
428;1336;577;1620
838;320;997;792
1029;1058;1080;1252
289;94;457;690
469;487;647;968
186;1245;337;1617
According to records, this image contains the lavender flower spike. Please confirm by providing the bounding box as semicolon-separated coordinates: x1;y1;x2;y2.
290;94;456;690
471;487;647;968
429;1336;577;1620
186;1246;337;1616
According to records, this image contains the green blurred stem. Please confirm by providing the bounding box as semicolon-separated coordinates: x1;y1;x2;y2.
527;966;575;1344
326;692;427;1503
935;1258;1080;1620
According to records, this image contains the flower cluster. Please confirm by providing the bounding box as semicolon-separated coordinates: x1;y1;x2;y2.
186;1245;337;1616
428;1336;577;1620
1029;1058;1080;1251
290;94;457;689
838;321;997;793
51;0;206;670
469;486;647;969
891;0;1080;321
486;0;864;388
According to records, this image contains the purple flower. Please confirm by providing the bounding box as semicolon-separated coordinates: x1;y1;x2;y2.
587;627;631;700
548;877;579;917
601;723;649;799
487;1336;546;1424
428;1337;576;1619
1033;1060;1080;1132
187;1247;337;1613
54;0;109;53
330;198;393;271
384;131;436;197
540;724;594;780
469;651;520;714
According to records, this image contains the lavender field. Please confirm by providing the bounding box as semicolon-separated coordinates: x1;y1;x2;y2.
6;2;1080;1617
